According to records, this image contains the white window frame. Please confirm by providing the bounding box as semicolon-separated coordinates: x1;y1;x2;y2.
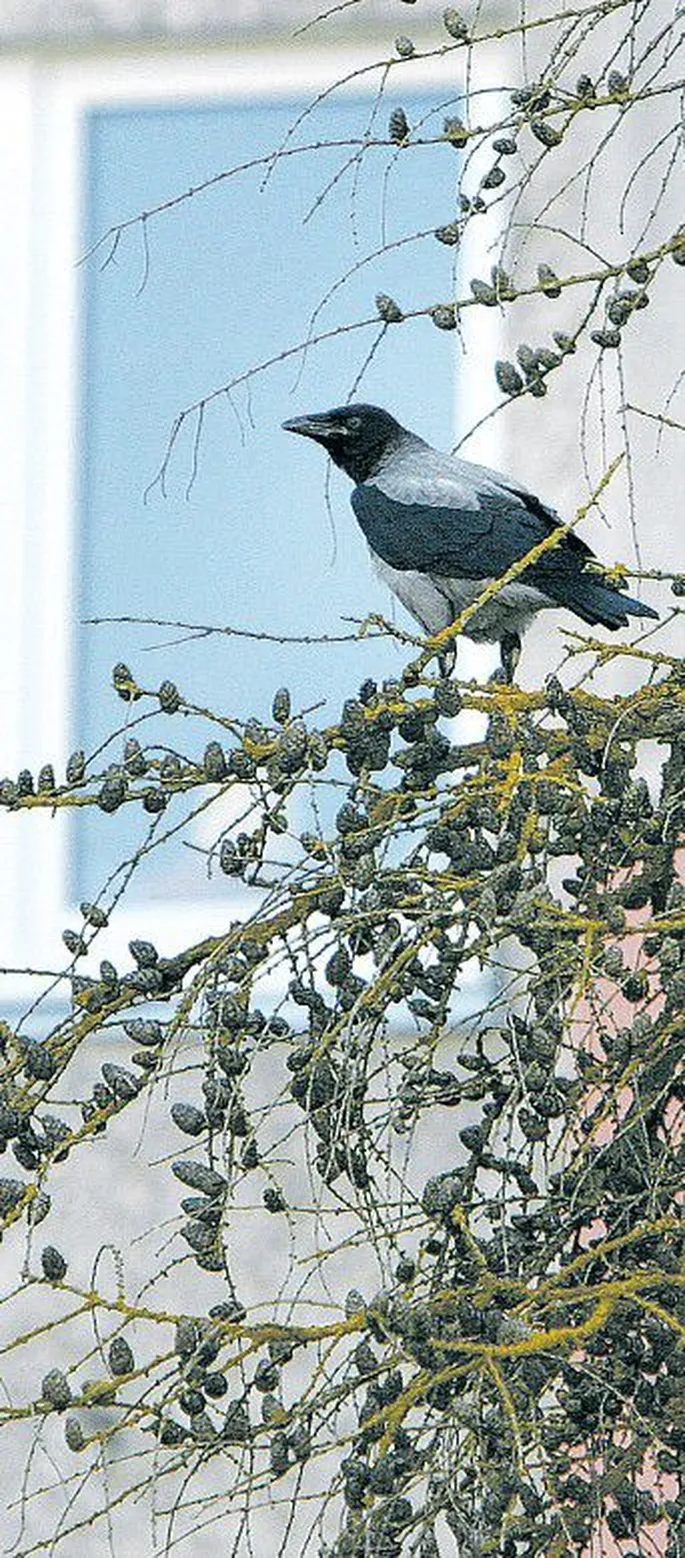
0;38;504;1000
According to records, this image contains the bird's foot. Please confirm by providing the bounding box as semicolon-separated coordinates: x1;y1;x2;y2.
500;632;521;685
438;643;457;679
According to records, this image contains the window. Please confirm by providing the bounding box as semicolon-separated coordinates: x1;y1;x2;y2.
77;85;462;902
0;43;499;996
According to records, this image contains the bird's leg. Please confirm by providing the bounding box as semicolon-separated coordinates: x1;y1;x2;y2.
436;616;458;679
438;642;457;679
500;631;521;684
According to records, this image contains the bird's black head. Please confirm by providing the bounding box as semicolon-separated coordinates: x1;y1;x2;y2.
282;403;407;484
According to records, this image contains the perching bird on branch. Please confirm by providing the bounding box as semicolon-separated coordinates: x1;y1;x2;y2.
283;402;657;680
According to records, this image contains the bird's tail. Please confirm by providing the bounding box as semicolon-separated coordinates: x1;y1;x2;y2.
545;575;659;630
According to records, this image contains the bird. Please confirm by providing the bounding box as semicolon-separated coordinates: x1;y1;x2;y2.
282;402;657;680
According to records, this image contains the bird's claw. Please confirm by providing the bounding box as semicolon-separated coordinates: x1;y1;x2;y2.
500;631;521;684
438;643;457;679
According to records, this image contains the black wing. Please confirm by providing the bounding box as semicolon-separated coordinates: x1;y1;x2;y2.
350;480;592;581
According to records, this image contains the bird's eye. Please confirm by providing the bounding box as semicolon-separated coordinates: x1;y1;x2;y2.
347;415;362;432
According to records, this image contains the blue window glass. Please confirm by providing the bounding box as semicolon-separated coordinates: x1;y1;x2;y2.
75;92;459;901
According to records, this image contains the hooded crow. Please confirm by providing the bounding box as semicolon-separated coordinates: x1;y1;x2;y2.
283;402;657;678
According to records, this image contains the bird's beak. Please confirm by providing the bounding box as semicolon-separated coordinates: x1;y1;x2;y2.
282;412;343;443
